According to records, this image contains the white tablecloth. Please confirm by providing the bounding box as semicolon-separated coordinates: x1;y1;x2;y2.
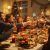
1;40;44;50
5;44;43;50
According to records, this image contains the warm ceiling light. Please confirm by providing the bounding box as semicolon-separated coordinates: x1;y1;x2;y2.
19;7;23;10
8;6;11;9
33;13;36;17
46;10;50;15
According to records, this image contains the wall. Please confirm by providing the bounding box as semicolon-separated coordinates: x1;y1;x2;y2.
32;3;40;16
2;0;13;14
0;0;3;12
31;0;50;16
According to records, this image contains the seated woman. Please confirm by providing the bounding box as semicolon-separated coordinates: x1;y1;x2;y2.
0;12;6;22
5;14;11;24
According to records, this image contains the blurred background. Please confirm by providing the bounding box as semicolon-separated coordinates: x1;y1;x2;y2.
0;0;50;17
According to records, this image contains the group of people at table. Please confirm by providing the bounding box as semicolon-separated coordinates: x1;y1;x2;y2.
0;12;50;50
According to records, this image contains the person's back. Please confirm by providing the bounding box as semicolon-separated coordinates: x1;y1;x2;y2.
0;20;13;42
0;20;13;34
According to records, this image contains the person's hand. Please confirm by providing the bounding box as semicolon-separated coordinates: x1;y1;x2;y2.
6;23;10;25
27;21;32;25
22;22;27;27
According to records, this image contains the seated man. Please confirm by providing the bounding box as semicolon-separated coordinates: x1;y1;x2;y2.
42;28;50;50
0;20;13;42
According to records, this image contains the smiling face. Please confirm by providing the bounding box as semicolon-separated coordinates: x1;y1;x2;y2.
27;16;31;21
1;13;6;21
9;14;15;22
27;16;33;22
18;17;23;23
